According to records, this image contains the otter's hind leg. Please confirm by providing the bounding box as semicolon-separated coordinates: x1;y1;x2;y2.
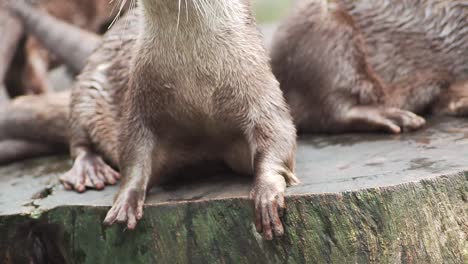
327;70;449;134
385;71;452;114
61;81;120;192
332;105;426;134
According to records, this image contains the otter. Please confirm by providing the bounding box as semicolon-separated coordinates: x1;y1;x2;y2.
0;0;128;97
2;0;299;240
270;0;467;133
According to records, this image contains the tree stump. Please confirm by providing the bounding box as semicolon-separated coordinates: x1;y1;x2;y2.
0;118;466;263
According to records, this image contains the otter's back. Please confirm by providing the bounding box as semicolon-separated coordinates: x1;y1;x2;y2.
340;0;468;82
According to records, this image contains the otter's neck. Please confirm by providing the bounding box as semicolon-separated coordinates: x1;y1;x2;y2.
139;0;248;38
134;0;255;71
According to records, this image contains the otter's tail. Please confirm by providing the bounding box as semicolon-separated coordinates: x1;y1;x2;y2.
5;1;102;73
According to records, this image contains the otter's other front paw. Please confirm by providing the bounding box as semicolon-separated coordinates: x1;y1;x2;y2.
251;176;287;240
380;108;426;132
104;189;145;230
60;152;120;192
347;106;425;133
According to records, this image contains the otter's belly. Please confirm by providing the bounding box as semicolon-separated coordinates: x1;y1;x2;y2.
152;126;253;179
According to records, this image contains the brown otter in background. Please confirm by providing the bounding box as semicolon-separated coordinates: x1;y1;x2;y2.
271;0;467;133
1;0;299;240
0;0;128;97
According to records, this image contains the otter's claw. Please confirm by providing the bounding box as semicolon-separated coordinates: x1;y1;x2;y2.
104;189;145;229
60;152;120;192
251;174;288;240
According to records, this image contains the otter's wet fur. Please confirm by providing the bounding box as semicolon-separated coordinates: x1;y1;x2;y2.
271;0;468;133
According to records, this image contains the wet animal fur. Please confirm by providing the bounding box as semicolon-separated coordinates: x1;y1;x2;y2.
271;0;468;133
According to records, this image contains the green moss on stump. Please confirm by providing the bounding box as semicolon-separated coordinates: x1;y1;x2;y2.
1;173;466;264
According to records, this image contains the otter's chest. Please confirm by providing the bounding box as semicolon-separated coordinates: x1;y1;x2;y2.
145;76;238;138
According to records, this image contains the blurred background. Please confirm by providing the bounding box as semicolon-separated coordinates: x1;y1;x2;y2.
253;0;291;23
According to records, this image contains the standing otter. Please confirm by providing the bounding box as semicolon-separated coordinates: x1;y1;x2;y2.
271;0;467;133
2;0;299;240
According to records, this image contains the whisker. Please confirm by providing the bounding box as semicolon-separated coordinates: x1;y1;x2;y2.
173;0;182;45
198;0;210;18
185;0;189;22
192;0;206;22
122;0;136;31
109;0;118;20
108;0;128;29
176;0;181;32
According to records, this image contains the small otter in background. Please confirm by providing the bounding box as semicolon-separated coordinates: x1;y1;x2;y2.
271;0;467;134
0;0;129;97
1;0;299;240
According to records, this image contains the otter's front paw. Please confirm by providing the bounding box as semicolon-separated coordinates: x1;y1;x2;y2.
104;189;145;229
60;152;120;192
251;176;288;240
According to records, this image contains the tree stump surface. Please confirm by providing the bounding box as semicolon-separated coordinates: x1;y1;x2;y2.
0;117;466;263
